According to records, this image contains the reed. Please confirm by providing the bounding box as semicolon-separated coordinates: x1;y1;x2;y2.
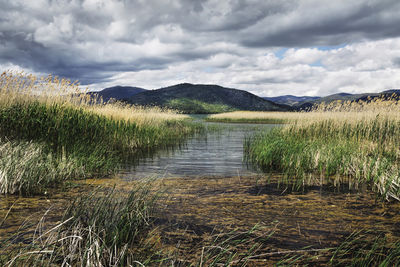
245;97;400;201
206;111;294;124
0;71;201;195
0;183;163;266
0;139;84;195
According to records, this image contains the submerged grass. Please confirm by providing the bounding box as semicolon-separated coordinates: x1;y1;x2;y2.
0;183;163;266
274;230;400;266
245;98;400;201
0;71;201;195
4;195;399;266
0;191;273;266
329;230;400;266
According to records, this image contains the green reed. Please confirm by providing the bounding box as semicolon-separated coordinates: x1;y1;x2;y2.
245;117;400;201
0;139;84;195
205;117;286;124
0;100;200;195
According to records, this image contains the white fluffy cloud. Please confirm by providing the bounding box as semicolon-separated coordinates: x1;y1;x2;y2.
1;0;400;96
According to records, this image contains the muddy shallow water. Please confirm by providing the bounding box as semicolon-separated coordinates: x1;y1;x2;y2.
156;175;400;264
1;175;400;264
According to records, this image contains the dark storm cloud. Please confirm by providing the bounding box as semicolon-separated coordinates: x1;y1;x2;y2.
239;74;310;85
393;58;400;67
242;0;400;47
0;30;171;84
0;0;400;88
176;0;295;32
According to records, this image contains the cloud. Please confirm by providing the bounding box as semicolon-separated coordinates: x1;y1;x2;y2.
0;0;399;96
241;0;400;47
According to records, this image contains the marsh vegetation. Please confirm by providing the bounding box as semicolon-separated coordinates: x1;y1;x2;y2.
206;111;294;124
0;71;200;195
244;98;400;201
1;71;400;265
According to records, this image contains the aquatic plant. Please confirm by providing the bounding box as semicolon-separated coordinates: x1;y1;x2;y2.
0;139;84;195
206;111;291;124
329;230;400;266
1;183;163;266
245;98;400;201
0;198;272;266
0;71;201;195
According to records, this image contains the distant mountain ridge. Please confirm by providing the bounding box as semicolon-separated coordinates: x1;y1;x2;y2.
263;95;321;106
264;89;400;110
91;83;400;113
127;83;291;113
88;86;146;102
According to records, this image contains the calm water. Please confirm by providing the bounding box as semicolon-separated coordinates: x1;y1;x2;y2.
117;122;276;180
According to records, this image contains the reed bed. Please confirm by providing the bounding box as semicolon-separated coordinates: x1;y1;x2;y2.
245;97;400;201
89;102;188;126
206;111;297;124
0;71;200;195
0;139;84;195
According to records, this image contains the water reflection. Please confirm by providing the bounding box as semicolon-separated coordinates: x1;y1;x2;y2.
118;123;276;179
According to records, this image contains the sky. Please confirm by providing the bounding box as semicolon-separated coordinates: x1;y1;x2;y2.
1;0;400;97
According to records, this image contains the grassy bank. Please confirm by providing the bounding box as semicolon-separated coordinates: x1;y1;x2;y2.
167;98;236;114
206;111;297;124
245;99;400;201
0;71;200;195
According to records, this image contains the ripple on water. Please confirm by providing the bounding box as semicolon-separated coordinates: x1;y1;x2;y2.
119;122;276;179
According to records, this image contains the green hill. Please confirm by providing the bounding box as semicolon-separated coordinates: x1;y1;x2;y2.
88;86;147;102
127;83;290;113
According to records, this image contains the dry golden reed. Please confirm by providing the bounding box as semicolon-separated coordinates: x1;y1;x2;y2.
0;70;190;125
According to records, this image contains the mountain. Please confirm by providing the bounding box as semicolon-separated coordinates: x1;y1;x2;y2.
127;83;291;114
88;86;147;102
293;89;400;110
263;95;321;106
380;89;400;96
311;92;372;104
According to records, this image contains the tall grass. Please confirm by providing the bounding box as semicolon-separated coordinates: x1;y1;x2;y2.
206;111;294;123
0;71;201;195
245;97;400;201
0;139;83;195
329;230;400;266
1;184;163;266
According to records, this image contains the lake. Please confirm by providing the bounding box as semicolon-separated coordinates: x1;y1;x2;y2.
117;122;276;179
